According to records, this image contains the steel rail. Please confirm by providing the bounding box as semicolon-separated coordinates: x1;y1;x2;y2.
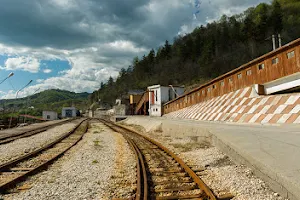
99;119;219;200
0;118;89;193
0;118;75;145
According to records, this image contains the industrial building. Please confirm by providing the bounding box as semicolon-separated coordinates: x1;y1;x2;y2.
164;38;300;114
42;111;58;120
62;107;77;118
147;85;184;117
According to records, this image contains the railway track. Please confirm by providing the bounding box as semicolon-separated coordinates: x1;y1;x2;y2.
0;118;75;145
100;119;222;200
0;119;89;193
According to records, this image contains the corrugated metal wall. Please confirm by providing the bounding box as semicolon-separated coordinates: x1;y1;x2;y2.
164;38;300;114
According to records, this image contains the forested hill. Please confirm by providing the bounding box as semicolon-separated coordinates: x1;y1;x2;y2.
0;89;89;116
89;0;300;105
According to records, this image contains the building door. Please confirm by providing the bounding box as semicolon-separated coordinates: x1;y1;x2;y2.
65;110;72;117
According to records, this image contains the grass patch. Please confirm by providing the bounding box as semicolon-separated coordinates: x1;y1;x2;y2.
92;160;99;164
93;140;101;146
93;128;104;134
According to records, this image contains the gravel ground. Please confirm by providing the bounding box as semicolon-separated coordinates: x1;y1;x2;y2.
106;126;137;199
2;121;136;200
0;120;80;165
120;122;288;200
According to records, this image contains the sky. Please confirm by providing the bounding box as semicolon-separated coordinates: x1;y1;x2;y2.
0;0;270;99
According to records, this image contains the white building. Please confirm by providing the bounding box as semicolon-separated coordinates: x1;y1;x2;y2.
148;85;184;117
62;107;77;118
42;111;58;120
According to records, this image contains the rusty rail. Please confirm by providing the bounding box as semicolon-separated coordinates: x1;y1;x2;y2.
0;118;75;145
99;119;219;200
0;118;88;193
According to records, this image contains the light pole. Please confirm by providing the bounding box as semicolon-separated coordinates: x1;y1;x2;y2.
24;87;40;123
0;73;14;116
169;85;179;98
8;80;33;128
0;72;14;84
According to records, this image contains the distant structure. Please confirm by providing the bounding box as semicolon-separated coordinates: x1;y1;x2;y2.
148;85;184;117
129;90;144;115
62;107;77;118
42;111;58;120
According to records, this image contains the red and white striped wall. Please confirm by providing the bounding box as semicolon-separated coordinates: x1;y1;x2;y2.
164;87;300;124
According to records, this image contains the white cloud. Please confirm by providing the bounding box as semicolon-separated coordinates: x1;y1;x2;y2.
0;0;270;99
106;40;147;53
43;69;52;73
36;79;44;83
3;57;40;73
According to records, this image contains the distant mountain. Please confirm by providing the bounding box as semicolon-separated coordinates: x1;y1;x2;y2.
0;89;89;117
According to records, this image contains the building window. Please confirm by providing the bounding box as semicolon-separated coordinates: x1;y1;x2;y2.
272;57;279;64
237;73;242;79
246;69;252;76
221;81;224;87
47;115;50;119
258;63;265;70
202;90;205;94
207;87;211;92
198;92;200;96
212;85;216;89
229;77;232;83
287;51;295;59
155;90;158;102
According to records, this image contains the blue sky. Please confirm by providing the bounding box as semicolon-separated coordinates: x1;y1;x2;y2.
0;0;269;99
0;57;70;92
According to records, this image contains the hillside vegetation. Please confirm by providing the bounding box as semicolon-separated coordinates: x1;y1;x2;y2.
89;0;300;105
0;89;89;117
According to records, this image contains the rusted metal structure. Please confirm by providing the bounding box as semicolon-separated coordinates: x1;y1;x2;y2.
0;119;73;145
134;91;149;115
0;119;88;193
164;38;300;114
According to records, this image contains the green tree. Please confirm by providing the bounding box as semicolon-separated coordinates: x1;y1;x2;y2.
271;0;283;34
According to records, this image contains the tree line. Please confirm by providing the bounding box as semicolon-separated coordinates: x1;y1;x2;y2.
89;0;300;106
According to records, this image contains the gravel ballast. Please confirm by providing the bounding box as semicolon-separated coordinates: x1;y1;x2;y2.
2;121;136;200
0;120;79;165
120;122;288;200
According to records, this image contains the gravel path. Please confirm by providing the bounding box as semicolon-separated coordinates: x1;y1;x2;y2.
120;122;288;200
0;120;80;165
106;125;136;199
2;121;136;200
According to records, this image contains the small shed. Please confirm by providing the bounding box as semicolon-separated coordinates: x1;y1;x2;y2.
42;111;58;120
62;107;77;118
